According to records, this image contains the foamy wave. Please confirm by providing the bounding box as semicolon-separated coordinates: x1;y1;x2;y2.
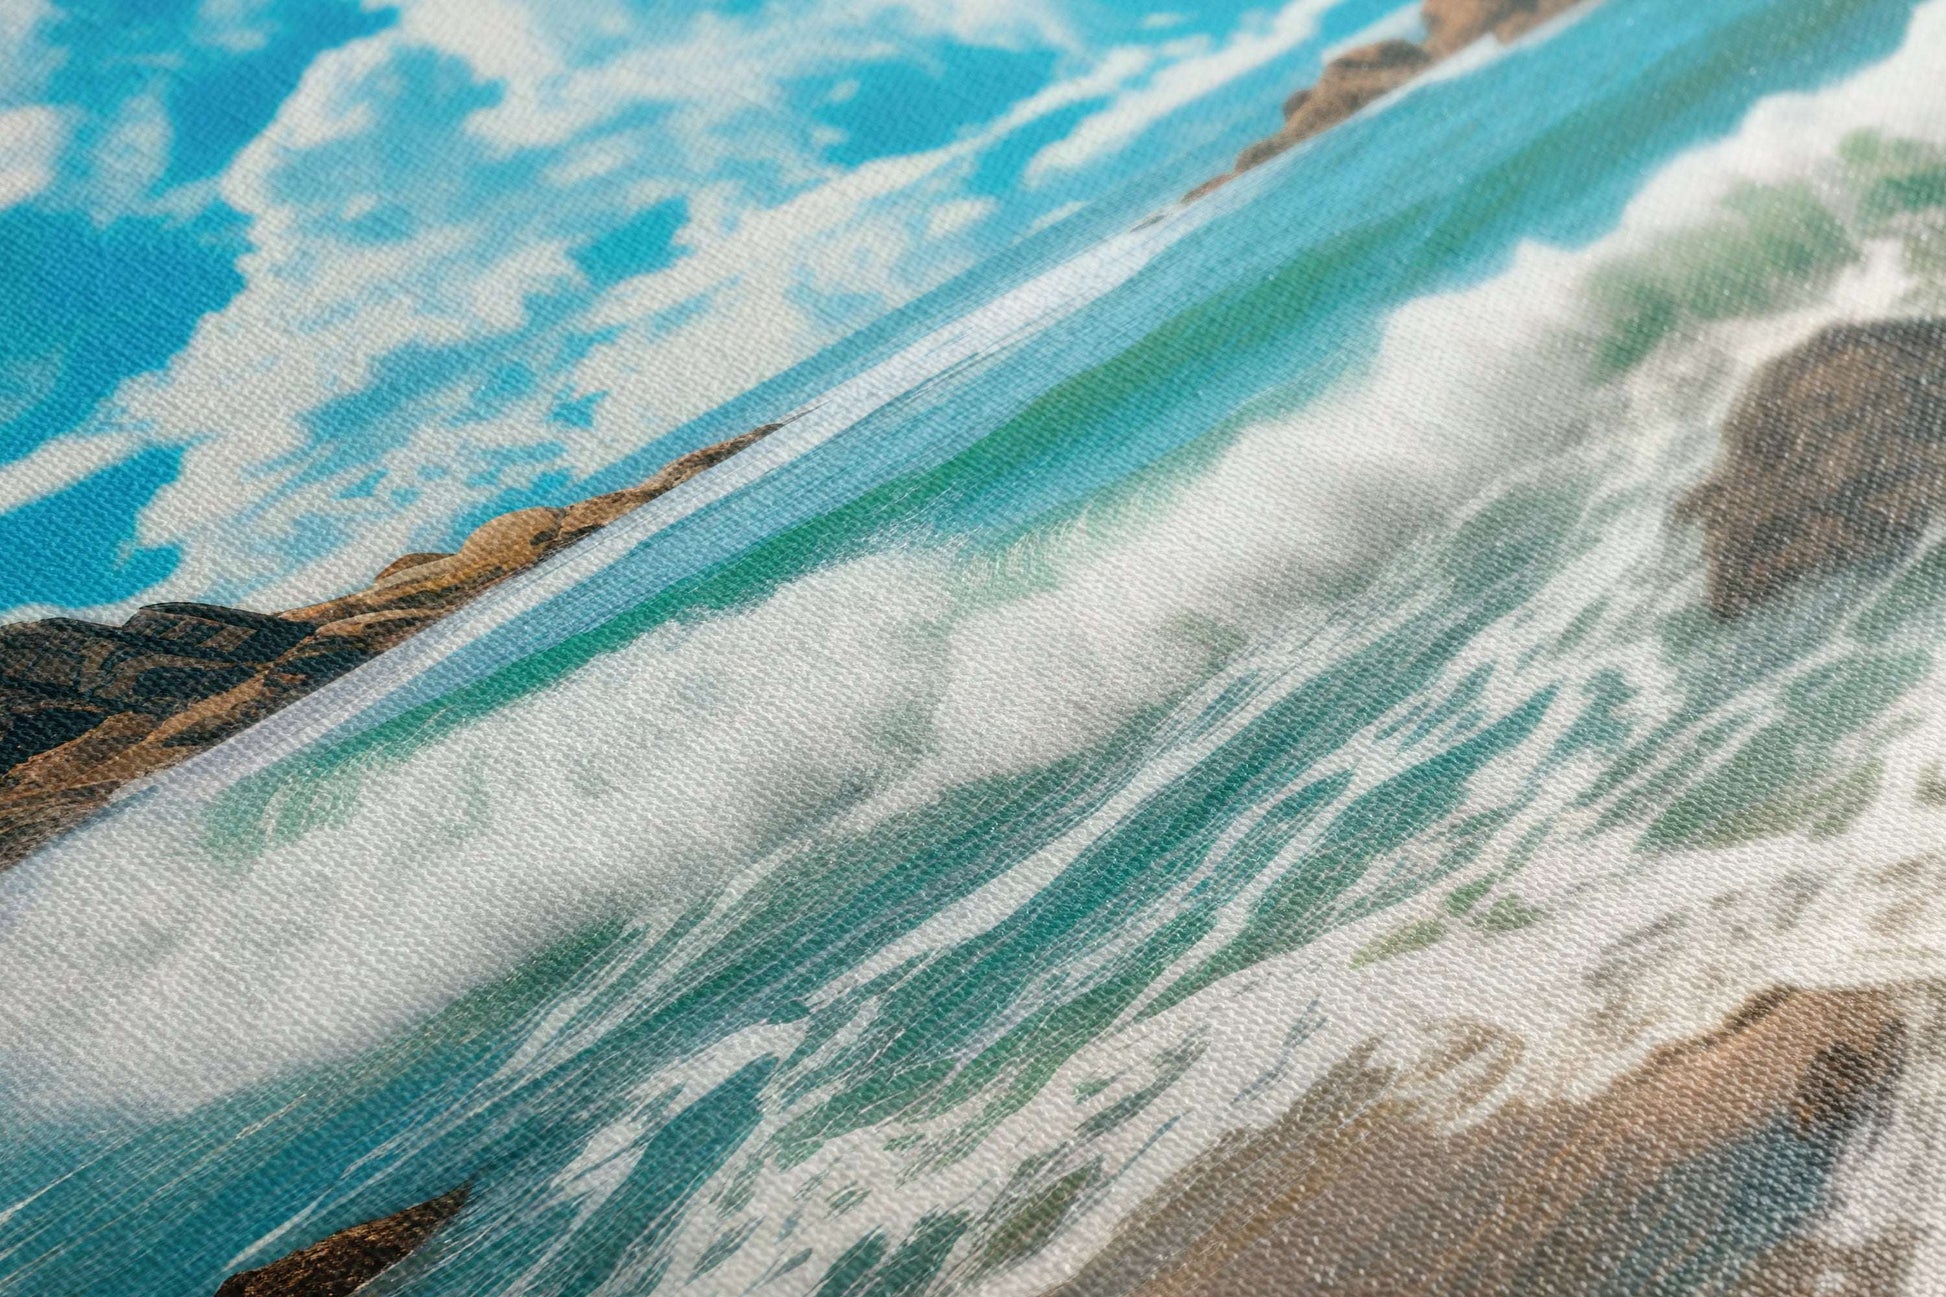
2;0;1944;1152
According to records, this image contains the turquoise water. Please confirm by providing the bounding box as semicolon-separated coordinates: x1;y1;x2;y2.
4;0;1946;1292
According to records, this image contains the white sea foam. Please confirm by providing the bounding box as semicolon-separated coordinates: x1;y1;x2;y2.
0;253;1596;1114
2;0;1945;1146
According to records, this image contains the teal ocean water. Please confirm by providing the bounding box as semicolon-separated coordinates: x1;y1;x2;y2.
8;0;1946;1291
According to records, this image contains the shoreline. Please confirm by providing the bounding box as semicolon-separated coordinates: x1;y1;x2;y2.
0;425;780;869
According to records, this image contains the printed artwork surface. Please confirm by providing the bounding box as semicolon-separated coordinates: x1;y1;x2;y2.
6;0;1946;1293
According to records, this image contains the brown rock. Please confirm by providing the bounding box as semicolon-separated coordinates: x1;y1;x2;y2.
0;689;116;775
267;639;380;686
0;710;157;796
143;670;320;754
120;603;315;664
269;610;442;684
0;709;162;868
0;671;320;866
372;552;452;583
1493;0;1586;45
1187;0;1596;201
1234;42;1433;174
0;619;260;716
554;423;781;545
1424;0;1586;57
455;505;563;570
1423;0;1512;57
214;1187;468;1297
0;782;120;871
1681;319;1946;616
311;609;442;657
281;425;781;626
281;507;563;625
1286;41;1432;139
1050;988;1904;1297
1181;174;1236;203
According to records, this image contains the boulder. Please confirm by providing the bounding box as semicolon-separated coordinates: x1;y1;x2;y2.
1423;0;1585;56
1191;0;1597;200
310;609;442;657
1287;41;1433;139
1681;319;1946;615
1181;173;1236;203
1049;987;1902;1297
214;1187;468;1297
0;710;157;797
0;782;119;872
281;507;564;625
143;669;321;754
454;506;563;571
280;427;783;628
270;610;442;683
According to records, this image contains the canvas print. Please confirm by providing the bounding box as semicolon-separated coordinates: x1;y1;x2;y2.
6;0;1946;1292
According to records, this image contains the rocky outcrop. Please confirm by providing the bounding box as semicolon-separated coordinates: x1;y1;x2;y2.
1232;42;1431;174
1048;987;1907;1297
1186;0;1592;200
0;607;305;716
1423;0;1585;57
0;423;781;869
214;1187;468;1296
1682;320;1946;616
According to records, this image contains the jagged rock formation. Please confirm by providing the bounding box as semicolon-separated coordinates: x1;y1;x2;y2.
1231;41;1431;176
1186;0;1589;201
1682;320;1946;615
0;424;779;869
214;1187;468;1297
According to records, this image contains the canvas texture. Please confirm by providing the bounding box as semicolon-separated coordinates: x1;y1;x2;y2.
6;0;1946;1293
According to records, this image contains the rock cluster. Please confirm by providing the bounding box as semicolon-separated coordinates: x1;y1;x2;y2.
1682;320;1946;615
0;424;778;868
1186;0;1588;201
214;1187;468;1297
1052;986;1907;1296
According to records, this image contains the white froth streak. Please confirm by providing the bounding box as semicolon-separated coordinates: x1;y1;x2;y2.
139;206;1200;806
665;13;1946;1288
5;0;1946;1128
0;185;1591;1116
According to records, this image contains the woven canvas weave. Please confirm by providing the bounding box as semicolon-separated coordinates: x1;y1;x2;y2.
6;1;1946;1293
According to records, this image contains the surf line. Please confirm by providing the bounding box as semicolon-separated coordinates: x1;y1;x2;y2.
142;213;1200;804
